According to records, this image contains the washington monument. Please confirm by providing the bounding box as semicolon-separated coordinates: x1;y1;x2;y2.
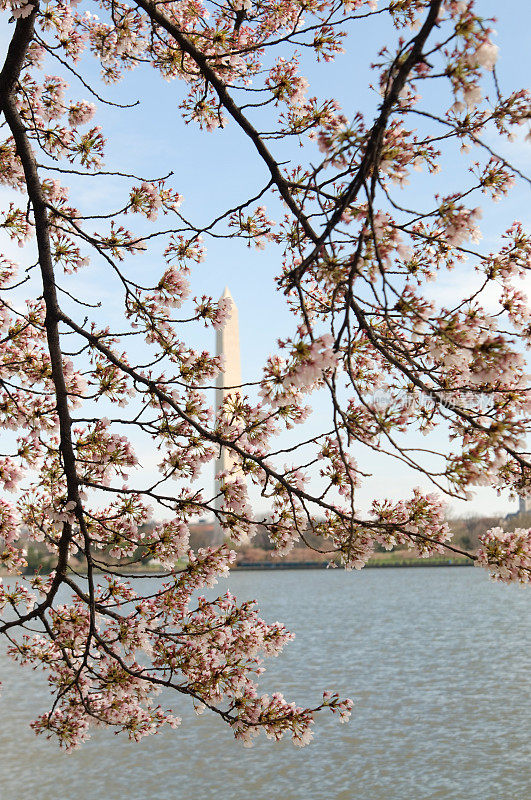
214;287;241;522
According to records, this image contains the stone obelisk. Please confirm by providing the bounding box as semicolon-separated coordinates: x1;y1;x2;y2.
519;493;531;515
214;287;241;530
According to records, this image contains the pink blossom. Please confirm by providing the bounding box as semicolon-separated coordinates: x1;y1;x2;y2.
476;527;531;583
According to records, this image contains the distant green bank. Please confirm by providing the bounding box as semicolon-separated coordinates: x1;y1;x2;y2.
234;555;472;570
2;547;472;577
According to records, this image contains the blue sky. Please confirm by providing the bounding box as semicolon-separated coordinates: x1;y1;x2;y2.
1;1;530;519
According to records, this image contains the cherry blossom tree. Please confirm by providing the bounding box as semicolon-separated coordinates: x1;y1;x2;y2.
0;0;530;750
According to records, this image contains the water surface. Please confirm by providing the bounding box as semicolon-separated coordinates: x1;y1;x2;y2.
0;568;529;800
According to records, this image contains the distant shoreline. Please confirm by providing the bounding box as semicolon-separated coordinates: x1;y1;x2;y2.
233;559;473;570
0;555;474;578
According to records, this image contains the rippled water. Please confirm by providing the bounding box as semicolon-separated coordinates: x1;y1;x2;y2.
1;567;529;800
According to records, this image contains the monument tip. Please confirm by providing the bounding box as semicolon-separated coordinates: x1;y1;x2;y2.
221;285;233;301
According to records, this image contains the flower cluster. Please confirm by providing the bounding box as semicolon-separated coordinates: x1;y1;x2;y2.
476;527;531;583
